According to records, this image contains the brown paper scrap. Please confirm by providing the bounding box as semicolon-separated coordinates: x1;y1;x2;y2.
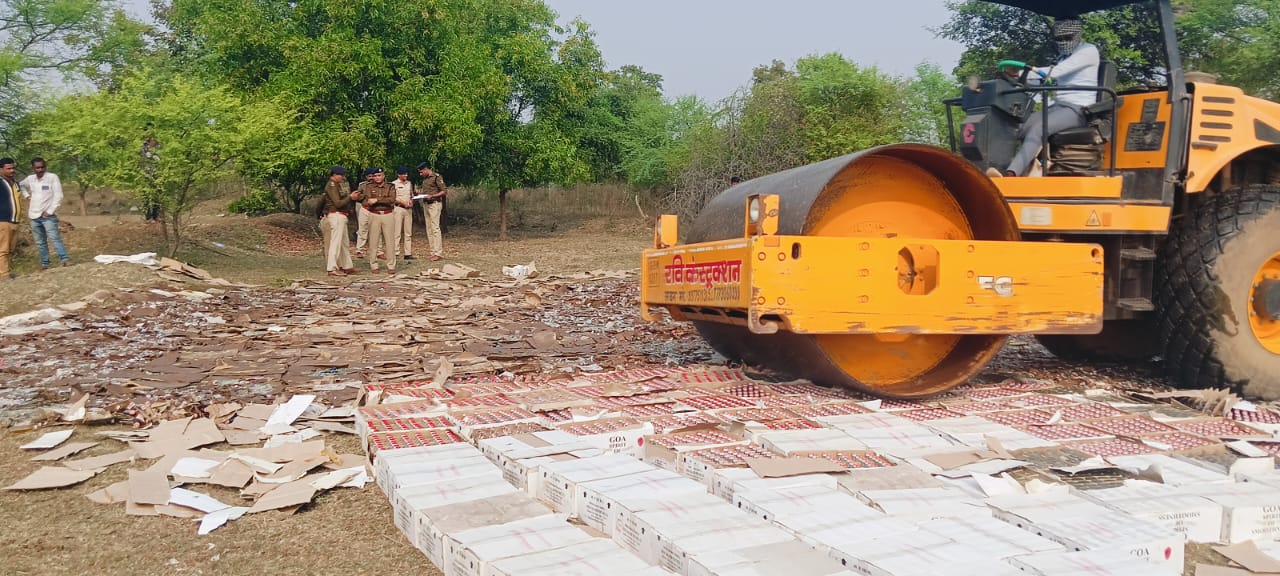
31;442;99;462
247;479;316;513
64;449;136;471
1212;541;1280;573
86;481;131;504
5;466;99;490
307;421;356;435
745;457;845;478
155;504;204;519
208;460;254;489
222;430;263;445
259;456;327;484
1195;566;1254;576
126;501;158;516
127;469;171;506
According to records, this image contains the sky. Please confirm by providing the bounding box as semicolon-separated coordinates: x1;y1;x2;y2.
543;0;965;101
119;0;965;103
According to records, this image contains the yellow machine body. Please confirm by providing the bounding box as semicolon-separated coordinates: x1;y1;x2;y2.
644;0;1280;401
641;236;1103;336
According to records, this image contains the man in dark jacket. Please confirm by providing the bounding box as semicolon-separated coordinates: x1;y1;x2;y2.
0;157;20;280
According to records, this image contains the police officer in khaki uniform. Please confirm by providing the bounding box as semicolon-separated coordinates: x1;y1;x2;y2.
391;166;415;260
319;166;359;276
354;168;381;258
353;167;403;274
417;162;447;261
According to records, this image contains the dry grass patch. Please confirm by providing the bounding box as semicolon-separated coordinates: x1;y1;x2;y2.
0;428;436;576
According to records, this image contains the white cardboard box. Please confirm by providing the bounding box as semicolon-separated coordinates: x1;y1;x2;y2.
735;486;882;526
535;454;657;513
755;429;867;456
1176;481;1280;542
1009;548;1173;576
813;412;915;431
381;456;502;496
576;468;707;533
917;515;1063;556
853;486;989;520
687;540;851;576
662;524;795;574
921;416;1056;450
505;453;578;494
615;494;746;563
992;506;1184;575
1076;482;1224;543
446;514;599;576
413;493;553;568
574;422;656;458
1105;454;1232;487
849;426;955;452
728;472;841;504
486;538;653;576
374;443;487;495
821;528;957;576
484;431;599;464
392;477;518;543
710;468;760;501
790;517;918;556
1197;491;1280;543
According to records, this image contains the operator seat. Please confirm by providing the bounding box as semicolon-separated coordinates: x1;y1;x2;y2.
1046;60;1119;175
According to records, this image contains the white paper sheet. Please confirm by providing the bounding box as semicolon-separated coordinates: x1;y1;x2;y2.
198;506;249;535
171;457;223;479
261;395;316;436
170;488;232;514
263;428;321;448
309;468;363;491
19;429;75;450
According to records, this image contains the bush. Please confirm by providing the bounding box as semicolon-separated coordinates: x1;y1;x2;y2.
228;188;285;216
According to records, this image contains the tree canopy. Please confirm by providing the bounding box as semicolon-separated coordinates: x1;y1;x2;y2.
936;0;1280;98
9;0;1280;244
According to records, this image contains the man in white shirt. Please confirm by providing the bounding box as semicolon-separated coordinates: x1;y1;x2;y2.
989;19;1100;177
18;157;70;269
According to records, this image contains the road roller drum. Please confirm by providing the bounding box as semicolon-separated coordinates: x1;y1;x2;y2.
640;144;1106;399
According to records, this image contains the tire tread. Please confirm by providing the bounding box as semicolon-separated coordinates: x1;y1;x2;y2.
1155;185;1280;392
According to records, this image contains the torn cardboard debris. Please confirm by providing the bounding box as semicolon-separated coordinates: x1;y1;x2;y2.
745;457;845;478
30;442;98;462
5;466;100;490
1213;541;1280;573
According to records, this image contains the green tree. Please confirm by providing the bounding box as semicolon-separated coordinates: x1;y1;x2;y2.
1177;0;1280;99
668;54;935;219
934;1;1165;89
34;67;294;256
794;53;911;162
0;0;147;144
902;62;960;146
162;0;612;236
618;94;711;189
570;64;667;182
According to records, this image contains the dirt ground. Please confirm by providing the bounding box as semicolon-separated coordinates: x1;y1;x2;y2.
0;430;428;576
0;199;1260;575
0;206;654;576
0;208;651;316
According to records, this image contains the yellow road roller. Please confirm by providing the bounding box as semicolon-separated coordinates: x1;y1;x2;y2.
640;0;1280;400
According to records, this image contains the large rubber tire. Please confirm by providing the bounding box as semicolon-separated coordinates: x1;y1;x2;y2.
1035;319;1160;363
1155;185;1280;400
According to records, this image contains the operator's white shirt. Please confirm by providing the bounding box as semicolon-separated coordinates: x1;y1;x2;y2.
19;172;63;219
1033;42;1101;109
